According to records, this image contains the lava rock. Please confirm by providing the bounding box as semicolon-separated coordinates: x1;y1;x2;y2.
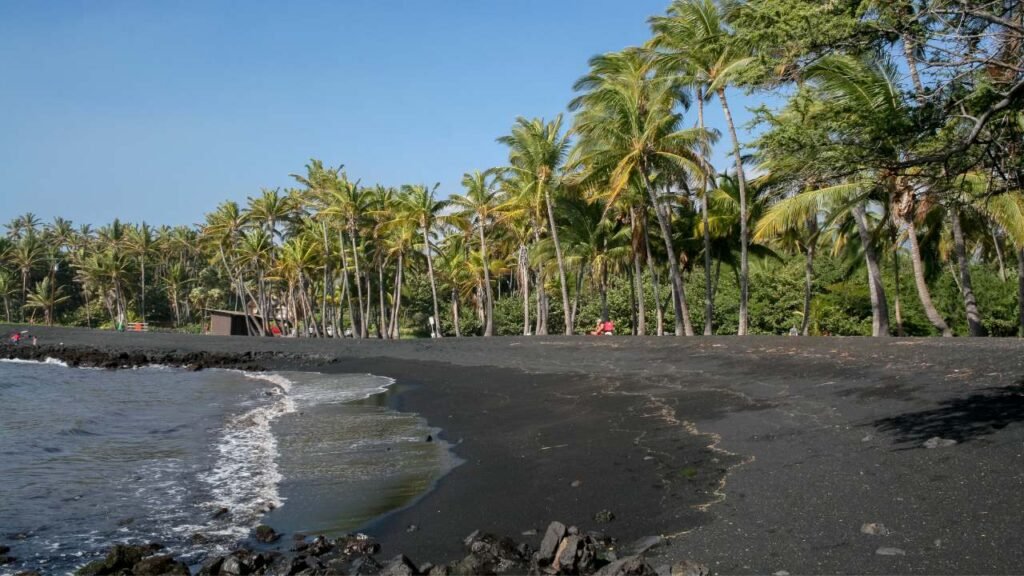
74;543;163;575
594;510;616;523
350;555;382;575
538;521;567;563
254;524;280;543
308;535;333;556
553;534;583;572
339;533;381;557
132;554;190;576
380;555;417;576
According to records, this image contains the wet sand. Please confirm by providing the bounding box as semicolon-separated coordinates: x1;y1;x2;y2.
4;326;1024;574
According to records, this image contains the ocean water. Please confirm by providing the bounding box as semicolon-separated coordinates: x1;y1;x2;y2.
0;360;453;575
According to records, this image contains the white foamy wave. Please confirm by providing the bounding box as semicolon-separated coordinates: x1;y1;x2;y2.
242;371;294;393
0;357;69;367
197;372;297;539
286;372;395;408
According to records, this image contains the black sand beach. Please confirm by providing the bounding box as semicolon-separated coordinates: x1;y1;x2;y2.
4;326;1024;574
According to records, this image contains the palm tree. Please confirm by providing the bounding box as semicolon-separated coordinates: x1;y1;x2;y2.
650;0;755;334
451;170;502;336
24;277;70;325
10;234;44;320
394;183;447;337
570;48;710;335
5;213;42;241
0;270;16;322
806;54;951;336
126;222;157;324
499;116;575;334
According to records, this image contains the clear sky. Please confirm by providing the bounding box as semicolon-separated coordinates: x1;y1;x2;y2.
0;1;777;228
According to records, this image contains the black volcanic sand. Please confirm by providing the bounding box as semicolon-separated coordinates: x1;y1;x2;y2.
3;326;1024;574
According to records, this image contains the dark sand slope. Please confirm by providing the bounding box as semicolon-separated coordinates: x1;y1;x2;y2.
4;326;1024;574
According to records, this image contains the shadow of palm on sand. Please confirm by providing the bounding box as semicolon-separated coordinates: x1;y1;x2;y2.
872;384;1024;446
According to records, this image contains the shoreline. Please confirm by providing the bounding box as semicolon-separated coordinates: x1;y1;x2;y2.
3;326;1024;573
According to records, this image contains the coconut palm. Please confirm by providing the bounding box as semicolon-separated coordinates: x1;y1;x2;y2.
805;53;951;336
9;234;44;320
125;222;157;324
650;0;755;334
451;170;502;335
24;277;70;325
498;116;575;334
0;269;16;322
570;48;710;335
395;183;447;337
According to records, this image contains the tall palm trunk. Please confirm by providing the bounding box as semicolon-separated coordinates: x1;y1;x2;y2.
599;262;609;322
851;205;890;336
641;172;689;336
421;226;443;337
20;269;28;322
348;226;367;337
641;214;665;335
893;246;905;336
531;225;548;335
543;186;573;334
905;218;952;336
378;260;387;339
698;90;714;336
519;244;530;335
717;89;749;335
389;252;404;339
479;224;494;336
631;207;646;335
802;244;815;336
139;257;146;323
451;287;462;337
320;225;331;337
950;206;985;336
337;230;357;337
1017;248;1024;337
992;230;1007;281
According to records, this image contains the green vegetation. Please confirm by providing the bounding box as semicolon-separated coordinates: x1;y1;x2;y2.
2;0;1023;338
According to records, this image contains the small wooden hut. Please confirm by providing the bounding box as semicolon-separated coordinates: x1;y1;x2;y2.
206;309;263;336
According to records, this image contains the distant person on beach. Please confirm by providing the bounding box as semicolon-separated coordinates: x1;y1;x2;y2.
590;319;615;335
9;331;20;345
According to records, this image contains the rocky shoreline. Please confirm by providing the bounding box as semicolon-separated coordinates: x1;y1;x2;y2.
4;521;703;576
2;342;300;371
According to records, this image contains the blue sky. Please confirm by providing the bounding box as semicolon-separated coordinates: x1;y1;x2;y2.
0;1;778;228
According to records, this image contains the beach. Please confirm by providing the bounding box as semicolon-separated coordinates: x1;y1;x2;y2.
3;327;1024;574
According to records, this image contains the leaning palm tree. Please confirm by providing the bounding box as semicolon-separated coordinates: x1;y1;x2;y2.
451;170;502;336
570;48;711;335
806;53;951;336
498;116;575;334
650;0;755;334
